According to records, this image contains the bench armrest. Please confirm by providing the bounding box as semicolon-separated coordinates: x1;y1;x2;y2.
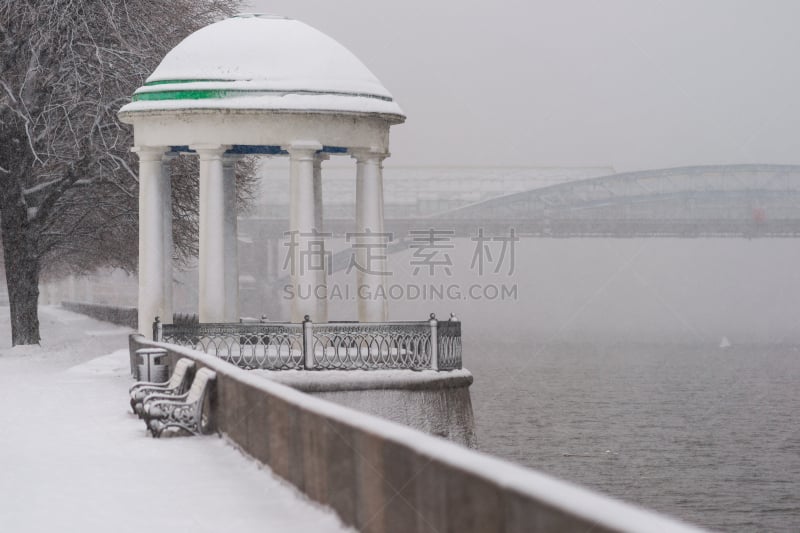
130;380;170;394
143;391;190;405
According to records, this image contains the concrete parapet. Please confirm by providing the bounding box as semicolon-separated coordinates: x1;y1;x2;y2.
130;334;705;533
258;369;477;447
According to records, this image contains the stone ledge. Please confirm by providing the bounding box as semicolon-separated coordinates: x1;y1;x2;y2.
254;368;473;392
129;334;704;533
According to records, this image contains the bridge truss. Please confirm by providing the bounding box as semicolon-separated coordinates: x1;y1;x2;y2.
428;164;800;238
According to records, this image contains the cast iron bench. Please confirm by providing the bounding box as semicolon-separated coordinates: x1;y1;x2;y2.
141;367;217;438
129;358;195;417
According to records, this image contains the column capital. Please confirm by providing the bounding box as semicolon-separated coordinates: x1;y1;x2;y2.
350;147;389;163
283;141;323;159
190;144;231;159
131;146;169;161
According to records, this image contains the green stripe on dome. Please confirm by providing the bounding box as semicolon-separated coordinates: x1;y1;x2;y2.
132;88;394;102
133;89;228;101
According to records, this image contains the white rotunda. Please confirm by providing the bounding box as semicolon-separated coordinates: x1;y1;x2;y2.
119;14;405;335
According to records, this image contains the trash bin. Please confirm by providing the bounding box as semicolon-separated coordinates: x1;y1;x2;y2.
135;348;169;382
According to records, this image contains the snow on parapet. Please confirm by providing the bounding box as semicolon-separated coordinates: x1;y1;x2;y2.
146;339;706;533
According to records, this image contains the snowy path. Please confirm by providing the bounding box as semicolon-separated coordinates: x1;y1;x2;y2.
0;306;352;533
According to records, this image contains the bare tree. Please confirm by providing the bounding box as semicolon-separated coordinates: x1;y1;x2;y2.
0;0;247;345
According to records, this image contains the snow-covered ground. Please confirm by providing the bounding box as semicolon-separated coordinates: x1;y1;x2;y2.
0;306;352;533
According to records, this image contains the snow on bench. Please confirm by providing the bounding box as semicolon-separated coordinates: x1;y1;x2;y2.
141;367;216;438
129;357;195;416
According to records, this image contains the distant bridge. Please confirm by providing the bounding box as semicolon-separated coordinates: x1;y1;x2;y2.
238;164;800;307
426;164;800;238
242;164;800;239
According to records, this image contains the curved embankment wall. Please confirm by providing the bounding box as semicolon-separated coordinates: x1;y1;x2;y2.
260;370;477;448
130;334;704;533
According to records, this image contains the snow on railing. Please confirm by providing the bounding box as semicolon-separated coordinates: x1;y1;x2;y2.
154;313;461;371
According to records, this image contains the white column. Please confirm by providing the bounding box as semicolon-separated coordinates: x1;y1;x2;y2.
284;141;323;322
192;144;230;323
160;154;176;324
134;146;169;336
313;153;328;233
352;149;389;322
313;153;329;322
222;155;240;322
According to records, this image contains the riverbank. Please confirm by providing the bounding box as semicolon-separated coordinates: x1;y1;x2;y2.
0;306;351;533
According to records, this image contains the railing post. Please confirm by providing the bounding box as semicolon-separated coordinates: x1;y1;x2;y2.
429;313;439;371
303;315;314;369
153;316;162;341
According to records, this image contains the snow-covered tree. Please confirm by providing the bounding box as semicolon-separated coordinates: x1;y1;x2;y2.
0;0;247;345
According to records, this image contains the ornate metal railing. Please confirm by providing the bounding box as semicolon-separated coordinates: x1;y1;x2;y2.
155;314;461;371
435;319;462;371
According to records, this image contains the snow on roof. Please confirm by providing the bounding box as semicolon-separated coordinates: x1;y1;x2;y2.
120;92;404;118
121;14;404;118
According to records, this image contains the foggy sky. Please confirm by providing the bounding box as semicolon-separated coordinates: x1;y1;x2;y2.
246;1;800;171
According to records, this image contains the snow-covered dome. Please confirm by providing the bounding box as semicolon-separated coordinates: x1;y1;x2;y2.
121;14;404;119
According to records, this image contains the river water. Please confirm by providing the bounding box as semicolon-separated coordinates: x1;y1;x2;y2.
382;237;800;531
465;340;800;532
